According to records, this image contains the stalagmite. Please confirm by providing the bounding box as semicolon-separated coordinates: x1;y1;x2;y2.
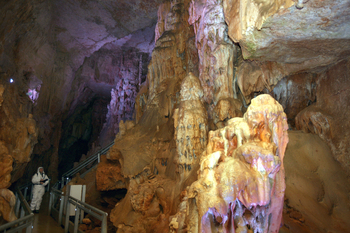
189;0;242;125
173;72;208;180
171;94;288;233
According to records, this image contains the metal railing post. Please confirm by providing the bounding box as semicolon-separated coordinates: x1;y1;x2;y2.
26;221;33;233
73;205;80;233
64;185;71;233
48;191;53;216
98;153;101;163
23;187;28;202
80;185;86;223
101;213;108;233
15;194;20;217
59;194;64;225
30;184;33;201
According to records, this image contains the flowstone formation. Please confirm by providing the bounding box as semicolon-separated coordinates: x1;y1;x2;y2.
170;94;288;233
189;0;242;125
173;72;208;181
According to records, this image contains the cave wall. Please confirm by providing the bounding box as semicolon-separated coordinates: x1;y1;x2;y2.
1;0;159;185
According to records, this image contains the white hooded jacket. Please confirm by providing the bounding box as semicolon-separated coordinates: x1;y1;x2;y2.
32;167;49;186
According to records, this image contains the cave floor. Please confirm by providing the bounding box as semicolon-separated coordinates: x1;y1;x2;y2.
32;192;64;233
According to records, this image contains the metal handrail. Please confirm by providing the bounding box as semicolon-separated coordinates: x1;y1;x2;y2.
49;186;108;233
0;187;34;233
62;140;114;177
60;141;114;189
65;196;108;233
4;141;115;232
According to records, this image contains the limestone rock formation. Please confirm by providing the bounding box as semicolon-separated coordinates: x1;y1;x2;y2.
0;80;38;187
283;131;350;233
96;155;126;191
171;94;288;233
271;72;316;127
295;59;350;175
223;0;350;69
189;0;242;123
146;0;198;123
0;189;17;223
173;72;208;180
0;142;12;189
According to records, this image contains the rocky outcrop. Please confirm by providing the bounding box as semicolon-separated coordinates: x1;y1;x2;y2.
173;72;208;181
146;0;199;122
0;81;38;187
96;155;126;191
271;72;316;127
283;131;350;233
223;0;350;70
0;189;17;223
170;94;288;233
295;59;350;175
189;0;242;123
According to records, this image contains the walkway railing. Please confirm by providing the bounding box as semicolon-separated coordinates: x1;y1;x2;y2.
49;186;108;233
0;186;34;233
3;140;114;233
48;140;114;232
60;141;115;189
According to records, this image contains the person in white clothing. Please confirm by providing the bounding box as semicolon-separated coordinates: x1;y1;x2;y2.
30;167;49;213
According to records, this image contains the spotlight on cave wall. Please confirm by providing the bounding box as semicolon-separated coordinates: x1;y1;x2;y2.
9;78;14;83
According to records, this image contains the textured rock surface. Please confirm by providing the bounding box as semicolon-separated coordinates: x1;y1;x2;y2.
282;131;350;233
146;0;198;120
271;72;316;127
0;189;17;223
0;81;38;187
224;0;350;69
170;94;288;232
189;0;243;122
173;72;208;180
295;59;350;175
96;155;126;191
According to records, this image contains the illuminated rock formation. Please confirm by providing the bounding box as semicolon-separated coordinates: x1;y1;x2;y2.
0;142;13;189
295;59;350;174
173;72;208;180
0;189;17;223
96;155;126;191
0;82;38;186
189;0;242;124
146;0;198;122
171;94;288;233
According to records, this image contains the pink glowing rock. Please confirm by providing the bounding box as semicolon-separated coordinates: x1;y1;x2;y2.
171;94;288;233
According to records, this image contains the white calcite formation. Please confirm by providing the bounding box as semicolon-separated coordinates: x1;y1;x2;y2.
173;72;208;180
170;94;288;233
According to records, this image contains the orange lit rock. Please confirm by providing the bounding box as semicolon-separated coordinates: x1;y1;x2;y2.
173;72;208;180
0;142;12;189
0;189;17;223
96;155;126;191
296;59;350;174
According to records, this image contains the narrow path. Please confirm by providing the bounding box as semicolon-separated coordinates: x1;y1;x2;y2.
32;192;64;233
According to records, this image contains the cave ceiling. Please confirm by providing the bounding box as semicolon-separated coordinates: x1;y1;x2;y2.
224;0;350;71
53;0;162;54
